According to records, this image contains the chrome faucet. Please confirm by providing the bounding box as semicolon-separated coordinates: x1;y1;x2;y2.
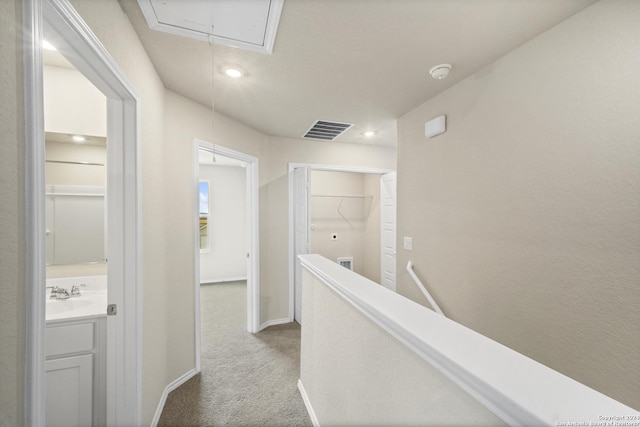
47;286;70;299
70;284;86;296
46;283;86;299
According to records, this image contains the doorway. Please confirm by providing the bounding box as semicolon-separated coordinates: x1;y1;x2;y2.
193;140;259;370
288;164;395;324
43;32;109;427
25;0;141;425
198;152;247;284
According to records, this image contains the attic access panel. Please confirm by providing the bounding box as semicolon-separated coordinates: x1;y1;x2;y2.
137;0;283;54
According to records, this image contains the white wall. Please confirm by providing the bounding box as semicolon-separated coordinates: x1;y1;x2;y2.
199;164;247;283
309;170;381;283
300;268;504;426
396;0;640;409
43;65;107;137
310;171;365;275
0;0;24;424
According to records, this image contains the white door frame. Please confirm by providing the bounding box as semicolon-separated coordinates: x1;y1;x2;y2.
288;163;394;322
193;140;260;370
24;0;142;425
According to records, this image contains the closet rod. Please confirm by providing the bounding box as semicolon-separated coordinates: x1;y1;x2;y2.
46;159;105;166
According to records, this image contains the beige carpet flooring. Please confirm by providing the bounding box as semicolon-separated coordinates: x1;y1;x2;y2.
158;281;312;427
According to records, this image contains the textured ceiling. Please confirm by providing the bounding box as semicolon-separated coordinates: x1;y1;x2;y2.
120;0;596;147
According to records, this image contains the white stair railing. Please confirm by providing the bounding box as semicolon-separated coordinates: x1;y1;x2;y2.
406;261;445;317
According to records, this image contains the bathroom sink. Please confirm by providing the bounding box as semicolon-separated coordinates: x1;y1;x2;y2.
44;276;108;320
46;298;93;317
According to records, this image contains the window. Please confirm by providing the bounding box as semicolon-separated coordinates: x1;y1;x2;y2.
199;180;210;252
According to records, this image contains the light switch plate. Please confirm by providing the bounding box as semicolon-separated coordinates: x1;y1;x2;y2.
403;237;413;250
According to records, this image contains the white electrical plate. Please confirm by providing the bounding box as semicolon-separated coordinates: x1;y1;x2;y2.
403;237;413;250
425;115;446;138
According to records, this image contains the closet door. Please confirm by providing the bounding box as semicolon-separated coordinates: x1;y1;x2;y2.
381;172;397;291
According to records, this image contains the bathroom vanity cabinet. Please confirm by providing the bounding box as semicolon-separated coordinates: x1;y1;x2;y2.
45;316;106;427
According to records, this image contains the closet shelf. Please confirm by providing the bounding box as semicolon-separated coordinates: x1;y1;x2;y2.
310;194;374;227
311;194;371;199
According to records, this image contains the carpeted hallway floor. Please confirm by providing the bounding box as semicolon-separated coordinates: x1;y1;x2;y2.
158;281;312;426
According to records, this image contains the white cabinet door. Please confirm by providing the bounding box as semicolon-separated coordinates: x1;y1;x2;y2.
46;354;93;427
381;172;397;291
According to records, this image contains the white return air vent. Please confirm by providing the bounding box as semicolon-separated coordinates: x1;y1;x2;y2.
303;120;354;141
337;257;354;271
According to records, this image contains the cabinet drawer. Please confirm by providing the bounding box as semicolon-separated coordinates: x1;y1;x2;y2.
46;322;94;357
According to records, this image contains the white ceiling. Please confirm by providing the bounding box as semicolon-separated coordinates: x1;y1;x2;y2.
119;0;596;147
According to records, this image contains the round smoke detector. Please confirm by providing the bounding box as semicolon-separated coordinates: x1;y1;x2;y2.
429;63;452;80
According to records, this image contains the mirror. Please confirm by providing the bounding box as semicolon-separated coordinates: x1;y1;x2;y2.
45;132;107;266
42;38;108;273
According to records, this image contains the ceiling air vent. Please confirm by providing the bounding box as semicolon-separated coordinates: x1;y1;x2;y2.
303;120;353;141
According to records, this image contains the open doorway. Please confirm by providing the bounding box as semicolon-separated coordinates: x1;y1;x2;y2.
25;0;141;424
193;140;259;370
288;164;396;324
42;34;109;427
198;152;248;284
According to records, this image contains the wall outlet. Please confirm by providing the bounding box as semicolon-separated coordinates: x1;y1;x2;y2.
403;237;413;250
331;233;339;241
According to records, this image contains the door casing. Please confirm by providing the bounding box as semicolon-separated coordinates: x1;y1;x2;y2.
24;0;142;425
193;139;260;375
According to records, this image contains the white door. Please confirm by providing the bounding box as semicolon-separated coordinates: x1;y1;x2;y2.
293;166;309;324
381;172;397;291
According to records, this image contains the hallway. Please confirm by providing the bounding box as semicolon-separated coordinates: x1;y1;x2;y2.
158;281;311;426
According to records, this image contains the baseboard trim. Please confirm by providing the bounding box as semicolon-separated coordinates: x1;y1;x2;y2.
151;368;198;427
200;276;247;285
258;317;290;331
297;379;319;427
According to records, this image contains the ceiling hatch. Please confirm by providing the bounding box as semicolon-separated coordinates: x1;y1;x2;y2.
137;0;284;54
303;120;354;141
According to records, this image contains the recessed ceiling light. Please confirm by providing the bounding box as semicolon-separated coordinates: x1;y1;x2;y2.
363;131;376;137
224;68;242;78
71;135;86;143
429;63;452;80
42;40;57;51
